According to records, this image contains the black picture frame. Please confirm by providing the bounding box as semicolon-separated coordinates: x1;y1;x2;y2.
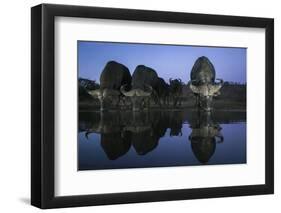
31;3;274;209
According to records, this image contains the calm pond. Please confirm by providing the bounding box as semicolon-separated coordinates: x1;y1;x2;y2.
78;110;246;170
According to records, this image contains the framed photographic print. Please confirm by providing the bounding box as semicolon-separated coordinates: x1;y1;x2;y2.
31;3;274;209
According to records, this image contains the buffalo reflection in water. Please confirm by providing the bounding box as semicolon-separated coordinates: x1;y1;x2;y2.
80;110;223;164
188;111;223;163
82;111;184;159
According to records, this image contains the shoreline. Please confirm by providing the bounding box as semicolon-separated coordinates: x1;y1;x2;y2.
78;107;246;113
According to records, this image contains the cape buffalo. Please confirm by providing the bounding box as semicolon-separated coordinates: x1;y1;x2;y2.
88;61;131;111
120;65;157;111
189;56;223;111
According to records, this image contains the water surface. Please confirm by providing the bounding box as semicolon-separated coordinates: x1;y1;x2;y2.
78;110;246;170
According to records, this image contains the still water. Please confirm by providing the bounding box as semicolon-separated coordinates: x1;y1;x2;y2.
78;110;246;170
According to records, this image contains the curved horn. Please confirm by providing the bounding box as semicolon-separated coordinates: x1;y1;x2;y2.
145;84;153;92
136;85;153;97
215;78;224;84
209;84;223;96
120;85;135;97
88;89;101;98
189;84;200;94
120;85;127;94
145;84;153;95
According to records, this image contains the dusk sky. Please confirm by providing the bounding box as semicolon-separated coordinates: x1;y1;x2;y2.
78;41;246;84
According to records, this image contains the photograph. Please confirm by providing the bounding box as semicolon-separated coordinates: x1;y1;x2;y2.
78;41;247;170
30;3;274;209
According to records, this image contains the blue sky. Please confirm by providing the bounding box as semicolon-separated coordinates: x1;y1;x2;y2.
78;41;246;84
